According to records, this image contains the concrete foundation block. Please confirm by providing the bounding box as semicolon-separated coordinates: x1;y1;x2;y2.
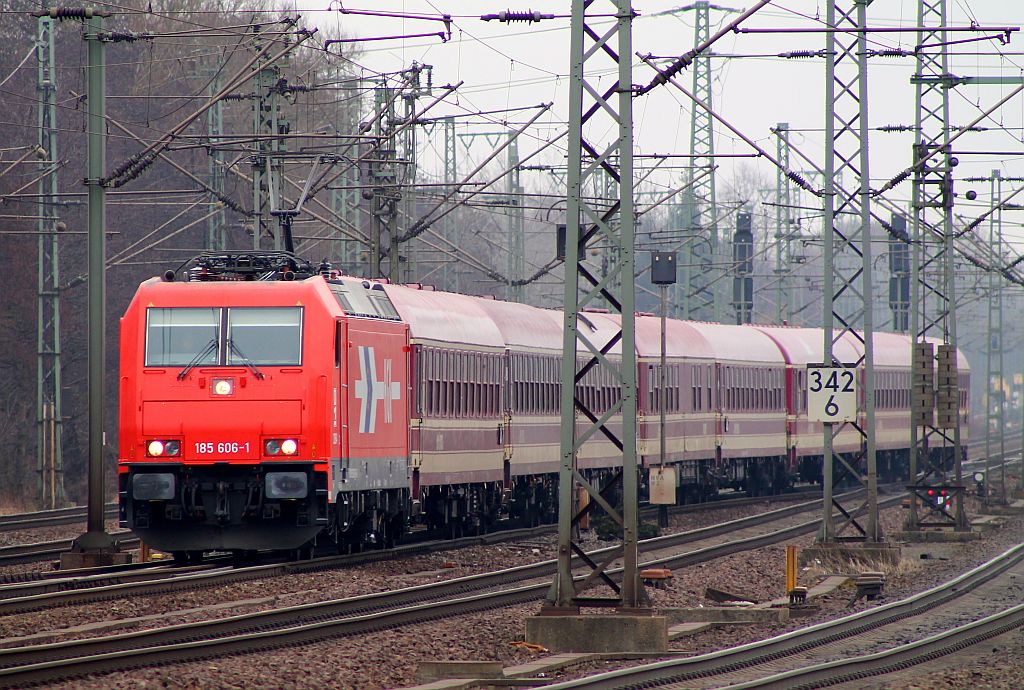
970;515;1007;531
416;661;504;682
661;607;789;624
890;530;980;543
798;543;901;571
977;500;1024;516
525;615;668;653
59;551;132;570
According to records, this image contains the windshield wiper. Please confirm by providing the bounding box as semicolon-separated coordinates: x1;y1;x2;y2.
227;339;265;380
177;338;218;380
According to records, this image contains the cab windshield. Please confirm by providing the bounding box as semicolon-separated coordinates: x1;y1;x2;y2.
145;306;303;367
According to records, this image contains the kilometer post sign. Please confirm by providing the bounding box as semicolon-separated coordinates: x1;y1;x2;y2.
807;365;857;423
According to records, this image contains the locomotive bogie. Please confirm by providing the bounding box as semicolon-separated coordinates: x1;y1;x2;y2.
119;462;329;552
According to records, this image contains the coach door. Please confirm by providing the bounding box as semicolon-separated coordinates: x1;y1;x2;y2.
714;363;724;464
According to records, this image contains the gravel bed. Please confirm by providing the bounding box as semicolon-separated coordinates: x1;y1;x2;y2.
26;496;823;688
0;497;796;645
0;519;121;550
46;500;1023;690
550;499;1024;685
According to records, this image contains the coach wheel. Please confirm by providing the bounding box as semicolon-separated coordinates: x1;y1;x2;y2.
186;550;204;565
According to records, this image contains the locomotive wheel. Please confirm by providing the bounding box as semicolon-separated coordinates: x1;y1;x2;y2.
172;551;189;566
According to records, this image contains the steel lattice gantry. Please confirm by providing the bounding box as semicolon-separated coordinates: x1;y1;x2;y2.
330;76;363;275
549;0;642;611
250;36;286;251
773;122;795;325
507;132;525;303
36;8;64;509
906;0;968;532
818;0;881;544
441;116;457;292
677;1;736;322
204;55;226;251
984;171;1006;505
370;81;399;280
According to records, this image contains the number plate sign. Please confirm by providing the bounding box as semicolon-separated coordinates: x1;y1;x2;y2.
807;365;857;423
649;466;677;505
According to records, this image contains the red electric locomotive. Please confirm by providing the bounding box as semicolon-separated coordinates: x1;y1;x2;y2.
118;253;411;558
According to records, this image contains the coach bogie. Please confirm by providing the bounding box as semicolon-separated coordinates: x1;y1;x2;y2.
510;475;557;526
421;482;504;537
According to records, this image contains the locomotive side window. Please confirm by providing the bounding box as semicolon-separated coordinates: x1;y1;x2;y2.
226;307;303;365
145;307;221;366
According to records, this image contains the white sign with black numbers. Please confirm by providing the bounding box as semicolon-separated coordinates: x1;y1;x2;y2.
807;365;858;423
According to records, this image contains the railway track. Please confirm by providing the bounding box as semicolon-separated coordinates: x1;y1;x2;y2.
0;532;139;569
0;489;872;686
539;543;1024;689
0;491;824;614
0;432;1011;572
0;504;116;533
730;600;1024;689
0;486;817;585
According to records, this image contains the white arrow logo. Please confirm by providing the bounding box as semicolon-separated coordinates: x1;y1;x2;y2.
354;345;402;433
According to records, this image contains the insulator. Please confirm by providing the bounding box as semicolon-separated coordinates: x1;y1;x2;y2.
105;31;153;42
877;124;914;133
871;49;909;58
787;171;808;188
780;50;818;59
482;10;554;23
50;8;91;18
889;170;911;187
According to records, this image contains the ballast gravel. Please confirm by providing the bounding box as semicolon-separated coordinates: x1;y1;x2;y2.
30;495;1024;690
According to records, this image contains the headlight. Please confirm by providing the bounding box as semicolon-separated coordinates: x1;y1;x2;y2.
132;473;175;500
265;472;307;499
146;439;181;457
212;378;234;396
264;438;299;456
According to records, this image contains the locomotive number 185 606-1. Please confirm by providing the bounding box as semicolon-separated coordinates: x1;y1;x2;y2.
194;442;251;454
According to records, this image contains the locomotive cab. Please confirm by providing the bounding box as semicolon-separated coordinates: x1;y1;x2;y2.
118;256;334;555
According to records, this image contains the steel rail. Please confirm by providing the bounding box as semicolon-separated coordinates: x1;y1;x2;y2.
0;504;116;532
0;492;862;685
538;542;1024;689
0;491;821;612
726;600;1024;689
0;533;138;568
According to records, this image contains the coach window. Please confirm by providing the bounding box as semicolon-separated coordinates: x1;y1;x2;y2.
419;348;428;416
516;355;524;414
146;307;220;366
442;351;451;417
227;307;303;365
481;356;490;416
459;352;468;418
461;352;469;418
435;351;443;417
432;349;441;416
471;354;479;417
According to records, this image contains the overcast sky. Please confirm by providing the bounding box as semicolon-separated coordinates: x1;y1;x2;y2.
311;1;1024;240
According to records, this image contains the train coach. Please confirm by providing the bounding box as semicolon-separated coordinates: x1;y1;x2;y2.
118;252;969;559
